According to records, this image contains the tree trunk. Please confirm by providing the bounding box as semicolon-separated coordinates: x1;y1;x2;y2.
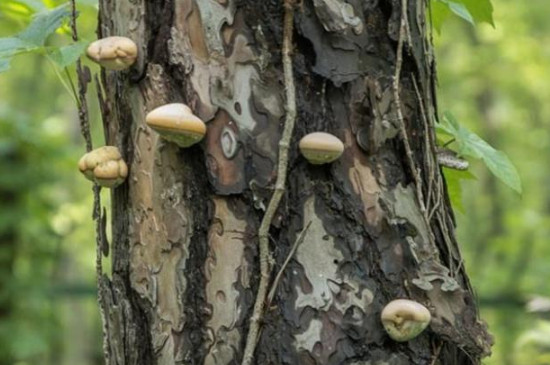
94;0;492;364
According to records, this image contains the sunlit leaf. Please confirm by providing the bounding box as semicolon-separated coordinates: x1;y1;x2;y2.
0;37;32;57
430;1;451;33
437;111;522;194
438;0;474;25
443;168;476;213
0;58;10;73
18;4;70;46
0;4;75;74
9;0;46;12
460;0;495;26
430;0;494;30
47;41;88;69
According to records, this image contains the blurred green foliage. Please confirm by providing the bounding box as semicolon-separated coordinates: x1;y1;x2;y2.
435;0;550;363
0;1;103;364
0;0;549;364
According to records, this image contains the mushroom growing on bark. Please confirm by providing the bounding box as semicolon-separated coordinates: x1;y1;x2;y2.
381;299;431;342
299;132;344;164
145;103;207;148
86;36;138;70
78;146;128;188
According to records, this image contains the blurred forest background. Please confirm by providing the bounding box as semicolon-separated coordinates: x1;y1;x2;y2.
0;0;549;364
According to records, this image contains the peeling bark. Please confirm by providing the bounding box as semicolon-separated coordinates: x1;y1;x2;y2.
96;0;492;364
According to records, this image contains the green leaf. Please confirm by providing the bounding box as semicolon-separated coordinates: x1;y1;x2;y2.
443;168;476;213
47;41;88;69
18;4;70;46
437;112;522;194
430;0;494;30
0;58;10;73
0;4;74;74
430;1;451;33
460;0;495;26
445;1;474;25
0;37;32;57
8;0;46;12
476;145;521;194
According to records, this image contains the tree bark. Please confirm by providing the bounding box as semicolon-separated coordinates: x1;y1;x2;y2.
94;0;492;364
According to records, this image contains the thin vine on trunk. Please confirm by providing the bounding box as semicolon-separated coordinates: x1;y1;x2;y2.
242;1;298;363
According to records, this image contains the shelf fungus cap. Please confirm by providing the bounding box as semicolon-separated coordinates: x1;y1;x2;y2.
381;299;431;342
299;132;344;165
86;36;138;70
78;146;128;188
145;103;207;148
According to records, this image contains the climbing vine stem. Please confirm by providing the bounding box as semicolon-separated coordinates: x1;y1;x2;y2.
393;0;436;247
241;0;297;363
70;0;109;362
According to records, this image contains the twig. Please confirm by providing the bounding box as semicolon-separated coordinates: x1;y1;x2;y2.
392;0;435;246
428;179;442;221
393;0;423;212
435;209;455;274
64;67;80;107
241;1;297;364
430;341;443;365
70;0;109;362
70;2;92;152
267;221;312;306
411;76;434;209
45;55;79;106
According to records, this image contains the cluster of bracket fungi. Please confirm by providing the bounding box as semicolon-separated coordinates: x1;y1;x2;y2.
78;37;347;187
79;36;432;342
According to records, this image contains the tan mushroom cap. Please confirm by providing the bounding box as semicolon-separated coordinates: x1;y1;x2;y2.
86;36;138;70
78;146;128;188
381;299;431;342
145;103;207;148
299;132;344;165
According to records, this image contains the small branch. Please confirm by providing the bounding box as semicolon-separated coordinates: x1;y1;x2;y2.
241;1;297;364
430;341;443;365
411;76;435;210
428;179;442;221
45;55;79;106
442;138;456;148
70;0;92;152
267;221;312;306
392;0;434;245
64;67;80;108
393;0;423;212
70;0;109;362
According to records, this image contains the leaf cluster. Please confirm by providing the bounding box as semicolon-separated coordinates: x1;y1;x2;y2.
431;0;494;33
0;3;87;74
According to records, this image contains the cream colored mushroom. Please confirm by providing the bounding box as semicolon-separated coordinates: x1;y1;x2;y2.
299;132;344;164
78;146;128;188
381;299;431;342
86;36;138;70
145;103;207;148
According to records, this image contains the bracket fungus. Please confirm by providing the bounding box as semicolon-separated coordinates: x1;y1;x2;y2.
146;103;207;148
299;132;344;164
86;36;138;70
78;146;128;188
381;299;431;342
